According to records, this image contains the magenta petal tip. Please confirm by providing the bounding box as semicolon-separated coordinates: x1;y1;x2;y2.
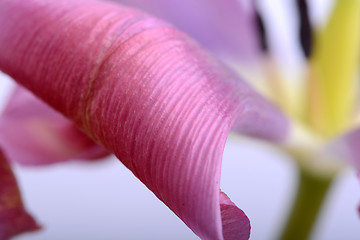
0;150;40;240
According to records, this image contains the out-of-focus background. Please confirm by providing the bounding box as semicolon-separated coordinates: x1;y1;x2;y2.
1;0;359;239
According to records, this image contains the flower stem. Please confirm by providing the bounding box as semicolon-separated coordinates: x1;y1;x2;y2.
279;167;335;240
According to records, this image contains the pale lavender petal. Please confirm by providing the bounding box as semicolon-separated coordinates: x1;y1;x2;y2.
329;129;360;215
345;129;360;171
358;174;360;215
0;0;288;239
332;128;360;172
111;0;261;62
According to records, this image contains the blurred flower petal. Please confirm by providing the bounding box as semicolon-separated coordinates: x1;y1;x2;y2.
0;149;40;240
0;86;109;166
323;127;360;215
0;0;288;239
111;0;260;62
332;128;360;172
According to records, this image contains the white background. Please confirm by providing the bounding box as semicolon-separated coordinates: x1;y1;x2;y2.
1;0;360;239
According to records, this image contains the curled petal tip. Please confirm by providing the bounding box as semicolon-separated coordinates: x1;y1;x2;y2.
0;209;40;240
220;192;251;240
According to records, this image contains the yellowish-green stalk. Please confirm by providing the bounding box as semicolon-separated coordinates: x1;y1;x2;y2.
306;0;360;138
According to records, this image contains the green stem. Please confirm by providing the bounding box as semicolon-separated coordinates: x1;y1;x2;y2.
279;167;335;240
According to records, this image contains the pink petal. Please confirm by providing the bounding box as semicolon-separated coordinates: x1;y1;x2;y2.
0;86;109;166
330;129;360;216
110;0;260;62
345;129;360;171
332;128;360;172
0;0;288;239
0;149;40;240
358;174;360;215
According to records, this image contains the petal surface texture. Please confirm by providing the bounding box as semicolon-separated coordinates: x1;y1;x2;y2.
111;0;260;62
0;86;109;166
0;149;39;240
0;0;288;239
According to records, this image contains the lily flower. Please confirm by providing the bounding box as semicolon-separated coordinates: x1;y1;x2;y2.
0;0;359;239
0;0;287;239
